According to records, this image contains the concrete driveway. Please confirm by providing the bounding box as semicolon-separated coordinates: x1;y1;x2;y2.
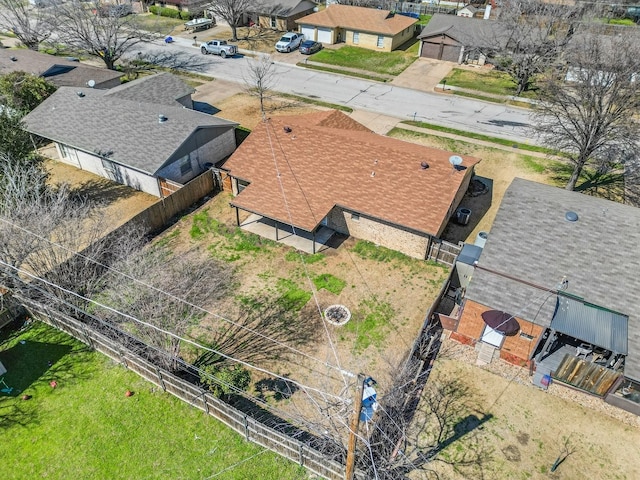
392;57;455;93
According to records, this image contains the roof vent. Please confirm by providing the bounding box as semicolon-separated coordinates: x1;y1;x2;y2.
158;114;168;123
420;161;429;170
10;56;17;62
371;171;375;177
76;91;85;98
565;211;579;222
283;126;292;133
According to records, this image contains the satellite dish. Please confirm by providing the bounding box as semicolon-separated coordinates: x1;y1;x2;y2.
449;155;463;167
87;79;96;88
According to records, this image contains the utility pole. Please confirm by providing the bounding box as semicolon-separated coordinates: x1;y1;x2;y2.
345;373;365;480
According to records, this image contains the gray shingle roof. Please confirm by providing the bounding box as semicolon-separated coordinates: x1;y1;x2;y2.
255;0;316;17
0;48;122;88
104;72;195;106
22;86;236;175
466;178;640;381
418;13;506;49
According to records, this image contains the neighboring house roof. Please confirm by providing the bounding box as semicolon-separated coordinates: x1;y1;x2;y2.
255;0;316;17
104;72;195;107
22;86;237;175
0;48;122;88
418;13;505;48
296;5;416;35
458;5;479;14
223;110;479;236
465;178;640;379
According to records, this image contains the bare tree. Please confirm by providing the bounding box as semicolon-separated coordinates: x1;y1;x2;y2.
55;1;158;70
360;362;492;480
486;0;584;96
244;54;277;113
533;33;640;191
97;247;235;371
206;0;255;42
0;0;58;50
0;153;118;315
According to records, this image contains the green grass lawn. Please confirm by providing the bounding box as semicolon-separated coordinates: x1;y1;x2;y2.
0;321;307;480
309;45;418;76
131;13;185;34
443;68;538;98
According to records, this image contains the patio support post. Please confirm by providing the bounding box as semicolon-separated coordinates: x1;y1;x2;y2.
536;328;557;362
275;222;279;241
312;230;316;254
235;207;240;226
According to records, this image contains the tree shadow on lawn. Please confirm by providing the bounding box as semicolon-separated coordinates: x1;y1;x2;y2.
70;178;140;206
549;162;626;201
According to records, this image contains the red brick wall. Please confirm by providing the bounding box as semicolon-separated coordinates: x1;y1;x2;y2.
453;300;543;364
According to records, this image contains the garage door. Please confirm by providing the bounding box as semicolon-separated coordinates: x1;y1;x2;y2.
317;27;332;44
441;44;461;62
300;25;315;41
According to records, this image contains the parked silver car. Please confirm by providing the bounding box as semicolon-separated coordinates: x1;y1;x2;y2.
275;32;304;53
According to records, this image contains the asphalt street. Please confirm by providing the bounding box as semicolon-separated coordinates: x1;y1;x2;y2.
135;38;536;144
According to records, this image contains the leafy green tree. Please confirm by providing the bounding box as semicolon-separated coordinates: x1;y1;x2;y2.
200;362;251;398
0;72;56;113
0;110;38;163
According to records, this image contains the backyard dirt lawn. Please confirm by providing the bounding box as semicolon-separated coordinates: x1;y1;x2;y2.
410;345;640;480
154;191;449;429
43;150;159;228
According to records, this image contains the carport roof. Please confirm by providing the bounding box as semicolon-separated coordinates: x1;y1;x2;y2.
222;110;480;237
23;86;236;175
465;178;640;381
296;5;416;35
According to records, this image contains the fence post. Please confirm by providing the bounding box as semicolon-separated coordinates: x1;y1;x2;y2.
156;367;166;391
202;390;209;414
298;442;304;466
119;347;128;368
243;415;249;441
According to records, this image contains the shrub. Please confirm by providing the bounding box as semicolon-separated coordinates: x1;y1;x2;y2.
148;6;181;18
179;11;191;20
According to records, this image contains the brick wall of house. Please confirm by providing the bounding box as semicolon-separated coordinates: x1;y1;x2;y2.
344;30;393;52
326;207;430;259
454;299;543;364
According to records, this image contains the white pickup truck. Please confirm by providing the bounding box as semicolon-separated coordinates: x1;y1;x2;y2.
200;40;237;58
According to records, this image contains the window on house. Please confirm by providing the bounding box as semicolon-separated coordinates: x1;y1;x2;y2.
377;35;384;48
59;144;69;158
353;31;359;44
101;157;115;173
180;157;192;176
351;213;360;221
270;16;277;29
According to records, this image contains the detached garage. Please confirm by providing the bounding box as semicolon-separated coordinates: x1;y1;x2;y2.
417;14;505;65
420;34;462;62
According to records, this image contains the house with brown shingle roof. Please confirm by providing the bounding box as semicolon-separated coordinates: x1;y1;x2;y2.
295;5;417;51
222;110;480;258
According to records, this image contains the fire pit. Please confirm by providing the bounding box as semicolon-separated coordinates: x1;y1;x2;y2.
324;305;351;326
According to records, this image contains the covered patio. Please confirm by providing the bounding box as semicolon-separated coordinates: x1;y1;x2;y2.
238;213;335;254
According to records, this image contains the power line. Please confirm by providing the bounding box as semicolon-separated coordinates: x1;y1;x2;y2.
204;448;269;479
263;118;349;387
0;259;346;402
0;216;355;379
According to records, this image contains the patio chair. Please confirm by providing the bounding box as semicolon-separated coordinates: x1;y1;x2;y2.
575;343;593;358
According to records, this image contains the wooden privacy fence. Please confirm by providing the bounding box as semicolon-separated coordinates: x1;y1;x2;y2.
427;239;461;266
24;301;346;480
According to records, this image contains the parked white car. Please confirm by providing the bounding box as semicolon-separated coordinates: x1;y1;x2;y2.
275;32;304;53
